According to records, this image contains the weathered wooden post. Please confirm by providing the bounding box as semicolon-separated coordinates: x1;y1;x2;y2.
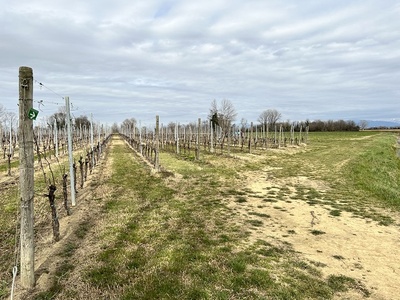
19;66;35;288
175;122;180;155
196;118;201;160
227;122;231;155
54;118;59;157
249;122;253;153
210;121;214;153
155;115;160;171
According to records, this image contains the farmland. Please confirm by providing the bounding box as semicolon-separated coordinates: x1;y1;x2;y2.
1;131;400;299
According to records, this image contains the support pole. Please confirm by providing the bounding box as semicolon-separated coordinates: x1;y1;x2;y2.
65;96;76;206
19;66;35;288
196;118;201;160
90;114;94;167
210;120;214;153
54;118;58;157
155;115;160;171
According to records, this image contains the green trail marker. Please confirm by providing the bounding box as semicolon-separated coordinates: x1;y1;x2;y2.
28;108;39;120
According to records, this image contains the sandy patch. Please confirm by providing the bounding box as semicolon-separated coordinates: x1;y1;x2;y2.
230;172;400;300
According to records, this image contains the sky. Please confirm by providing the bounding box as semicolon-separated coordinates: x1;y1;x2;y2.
1;0;399;127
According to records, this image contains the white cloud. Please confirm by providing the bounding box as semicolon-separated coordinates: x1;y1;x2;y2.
0;0;399;125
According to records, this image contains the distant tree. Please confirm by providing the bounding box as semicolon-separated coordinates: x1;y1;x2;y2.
359;120;368;130
308;119;359;131
122;118;137;129
48;107;67;129
240;118;248;134
258;109;281;129
0;104;5;122
208;99;237;136
74;115;91;129
167;122;176;132
111;123;119;133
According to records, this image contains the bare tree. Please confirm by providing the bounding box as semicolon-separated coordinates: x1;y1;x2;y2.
240;118;248;132
48;107;67;130
359;120;368;130
75;115;91;129
111;122;119;133
258;109;281;128
0;104;5;121
208;99;237;136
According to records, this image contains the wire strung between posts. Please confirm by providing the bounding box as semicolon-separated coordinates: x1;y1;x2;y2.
34;79;64;100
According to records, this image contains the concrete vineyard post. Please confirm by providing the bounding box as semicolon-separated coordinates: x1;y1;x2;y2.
65;96;76;206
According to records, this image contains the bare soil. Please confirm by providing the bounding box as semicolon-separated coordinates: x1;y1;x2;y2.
11;137;400;300
13;146;112;300
228;168;400;300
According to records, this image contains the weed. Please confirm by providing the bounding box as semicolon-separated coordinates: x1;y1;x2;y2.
75;220;91;239
235;196;247;203
58;242;78;258
329;209;342;217
310;230;326;235
246;219;263;227
248;211;271;218
263;198;278;203
333;255;345;260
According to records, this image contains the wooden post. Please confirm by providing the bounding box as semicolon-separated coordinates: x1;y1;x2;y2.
249;122;253;153
90;114;94;167
54;118;58;157
175;122;180;155
210;121;214;153
227;122;231;155
196;118;201;160
19;66;35;288
155;115;160;171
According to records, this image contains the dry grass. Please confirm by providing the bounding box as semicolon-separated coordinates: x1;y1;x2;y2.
2;131;399;299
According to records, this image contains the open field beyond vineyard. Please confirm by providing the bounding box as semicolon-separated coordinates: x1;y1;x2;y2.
1;131;400;299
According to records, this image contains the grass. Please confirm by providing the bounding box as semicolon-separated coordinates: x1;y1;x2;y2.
3;131;398;298
329;209;342;217
34;137;367;299
310;230;326;236
344;134;400;209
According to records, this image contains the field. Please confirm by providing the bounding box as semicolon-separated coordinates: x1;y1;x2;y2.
1;131;400;299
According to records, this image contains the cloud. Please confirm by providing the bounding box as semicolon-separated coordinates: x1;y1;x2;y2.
0;0;399;125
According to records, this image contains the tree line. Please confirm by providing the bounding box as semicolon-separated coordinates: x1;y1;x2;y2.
111;100;362;134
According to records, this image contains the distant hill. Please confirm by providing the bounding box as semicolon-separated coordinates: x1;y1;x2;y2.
359;120;400;129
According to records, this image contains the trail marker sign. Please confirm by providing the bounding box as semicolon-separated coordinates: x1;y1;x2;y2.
28;108;39;120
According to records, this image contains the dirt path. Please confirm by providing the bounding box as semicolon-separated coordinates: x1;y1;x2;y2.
10;135;399;299
229;169;400;300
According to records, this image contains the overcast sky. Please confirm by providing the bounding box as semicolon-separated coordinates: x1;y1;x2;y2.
1;0;399;126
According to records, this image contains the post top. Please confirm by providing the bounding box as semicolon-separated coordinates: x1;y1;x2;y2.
19;66;33;77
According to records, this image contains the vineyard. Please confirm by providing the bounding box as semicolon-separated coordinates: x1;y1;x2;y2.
1;127;400;299
0;67;400;299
